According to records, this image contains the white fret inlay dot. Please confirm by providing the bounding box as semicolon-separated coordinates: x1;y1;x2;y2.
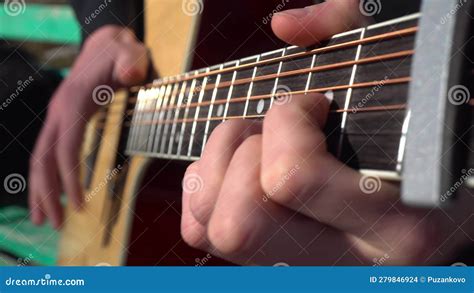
256;99;265;114
216;104;224;117
175;131;180;143
325;90;334;103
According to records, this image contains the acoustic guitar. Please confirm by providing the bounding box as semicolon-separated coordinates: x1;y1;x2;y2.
58;0;474;266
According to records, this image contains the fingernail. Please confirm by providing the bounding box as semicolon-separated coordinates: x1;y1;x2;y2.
275;7;311;19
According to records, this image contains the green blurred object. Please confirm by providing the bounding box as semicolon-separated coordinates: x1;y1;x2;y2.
0;3;80;44
0;206;58;266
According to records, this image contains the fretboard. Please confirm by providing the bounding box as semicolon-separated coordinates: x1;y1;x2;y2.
125;13;420;178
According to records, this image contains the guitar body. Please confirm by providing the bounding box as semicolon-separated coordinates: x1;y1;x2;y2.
57;0;198;266
58;0;299;265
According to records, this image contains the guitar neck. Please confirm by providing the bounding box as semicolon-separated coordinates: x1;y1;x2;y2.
124;13;421;179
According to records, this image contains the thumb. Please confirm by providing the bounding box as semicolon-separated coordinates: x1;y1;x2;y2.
271;0;370;47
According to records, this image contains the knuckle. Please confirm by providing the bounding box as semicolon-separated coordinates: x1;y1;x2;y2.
188;190;213;224
261;154;303;205
182;162;203;195
180;219;206;249
184;162;200;176
207;216;248;255
233;135;261;161
29;151;49;174
392;217;439;265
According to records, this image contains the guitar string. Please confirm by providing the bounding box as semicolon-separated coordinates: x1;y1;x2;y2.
100;54;412;120
128;104;407;127
93;26;418;131
94;104;407;129
99;33;417;118
132;77;411;126
128;50;414;114
93;77;410;130
99;76;410;120
130;26;418;92
132;49;414;99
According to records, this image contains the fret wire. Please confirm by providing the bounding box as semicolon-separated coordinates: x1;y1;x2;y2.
243;55;261;117
338;28;366;158
396;111;411;173
177;71;199;158
126;89;136;151
304;54;317;94
167;76;189;156
151;83;172;153
139;88;151;151
187;68;211;157
128;77;410;128
113;103;408;130
127;88;145;151
186;49;412;100
135;88;151;151
126;50;414;113
145;85;165;152
132;26;418;91
159;82;181;153
129;89;141;150
223;61;240;121
125;14;421;158
129;103;407;126
202;64;224;155
270;48;287;108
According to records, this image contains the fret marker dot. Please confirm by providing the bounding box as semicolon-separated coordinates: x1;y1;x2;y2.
175;132;180;143
325;90;334;103
257;99;265;114
217;104;224;117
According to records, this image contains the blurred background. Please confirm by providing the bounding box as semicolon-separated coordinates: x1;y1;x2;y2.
0;0;80;266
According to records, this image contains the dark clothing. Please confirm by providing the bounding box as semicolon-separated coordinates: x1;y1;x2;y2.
70;0;421;42
69;0;421;69
70;0;144;41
